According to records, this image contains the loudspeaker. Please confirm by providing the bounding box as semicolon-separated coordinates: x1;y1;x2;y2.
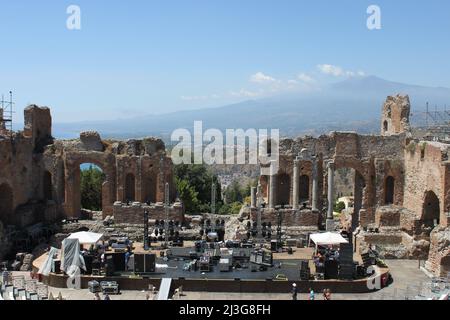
270;240;278;252
83;255;93;274
325;260;339;279
134;254;156;273
113;253;126;272
53;260;61;273
105;255;115;276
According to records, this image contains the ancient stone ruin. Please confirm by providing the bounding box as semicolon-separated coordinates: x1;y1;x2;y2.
245;94;449;277
0;95;449;277
0;105;179;236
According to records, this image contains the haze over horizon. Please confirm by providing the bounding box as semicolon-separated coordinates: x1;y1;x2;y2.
2;0;450;124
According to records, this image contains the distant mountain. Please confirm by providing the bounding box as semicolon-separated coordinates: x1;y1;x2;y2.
52;76;450;140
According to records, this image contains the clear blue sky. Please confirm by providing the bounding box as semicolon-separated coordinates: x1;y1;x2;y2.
1;0;449;122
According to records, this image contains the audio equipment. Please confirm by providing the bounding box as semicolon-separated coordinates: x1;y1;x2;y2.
134;254;156;273
53;260;61;273
82;255;93;274
325;260;339;279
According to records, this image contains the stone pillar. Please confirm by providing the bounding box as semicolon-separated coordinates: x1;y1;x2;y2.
268;160;277;209
251;187;257;208
292;159;299;209
311;156;319;211
326;160;335;231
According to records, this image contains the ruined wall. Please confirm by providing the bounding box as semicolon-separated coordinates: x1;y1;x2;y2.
262;131;406;227
403;141;449;227
248;208;319;227
0;106;53;227
113;201;184;224
44;132;176;219
0;105;177;229
425;227;450;276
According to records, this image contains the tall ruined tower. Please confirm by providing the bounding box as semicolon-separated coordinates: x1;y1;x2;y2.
381;94;411;136
23;105;53;152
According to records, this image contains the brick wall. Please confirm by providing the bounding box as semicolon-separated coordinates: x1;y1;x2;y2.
113;201;184;224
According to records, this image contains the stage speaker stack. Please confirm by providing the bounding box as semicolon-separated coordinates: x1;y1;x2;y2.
53;260;61;274
105;255;115;276
299;260;310;280
113;252;126;272
324;260;339;279
300;260;311;281
134;254;156;273
270;240;278;252
83;255;93;274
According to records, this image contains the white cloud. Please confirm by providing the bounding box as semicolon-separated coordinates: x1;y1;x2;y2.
317;64;345;77
317;64;365;78
297;73;316;83
230;89;263;98
250;72;277;83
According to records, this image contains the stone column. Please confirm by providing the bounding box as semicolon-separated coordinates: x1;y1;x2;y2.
292;159;299;209
326;160;335;231
251;187;257;208
311;156;319;211
268;160;277;209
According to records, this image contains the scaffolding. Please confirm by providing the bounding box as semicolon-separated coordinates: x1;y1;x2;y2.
410;102;450;142
0;91;14;137
411;103;450;128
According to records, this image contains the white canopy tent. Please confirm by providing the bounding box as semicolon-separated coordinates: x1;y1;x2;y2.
309;232;348;248
68;231;103;245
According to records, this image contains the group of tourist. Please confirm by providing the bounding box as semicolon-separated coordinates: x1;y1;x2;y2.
291;284;332;300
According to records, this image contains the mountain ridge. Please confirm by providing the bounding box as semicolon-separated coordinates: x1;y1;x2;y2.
52;76;450;140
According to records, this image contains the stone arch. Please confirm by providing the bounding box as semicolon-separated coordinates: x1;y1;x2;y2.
299;174;310;202
0;183;14;224
43;170;53;201
143;172;157;203
384;176;395;205
277;173;290;206
64;153;116;219
259;175;269;201
333;159;369;230
125;173;136;202
422;190;440;228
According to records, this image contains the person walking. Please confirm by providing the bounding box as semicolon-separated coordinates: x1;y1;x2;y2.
291;283;298;300
309;288;315;300
325;288;332;300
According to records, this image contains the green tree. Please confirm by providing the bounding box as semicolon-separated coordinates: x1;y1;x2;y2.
218;202;243;215
224;179;255;204
334;201;346;213
175;177;200;214
80;165;105;211
174;163;222;214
